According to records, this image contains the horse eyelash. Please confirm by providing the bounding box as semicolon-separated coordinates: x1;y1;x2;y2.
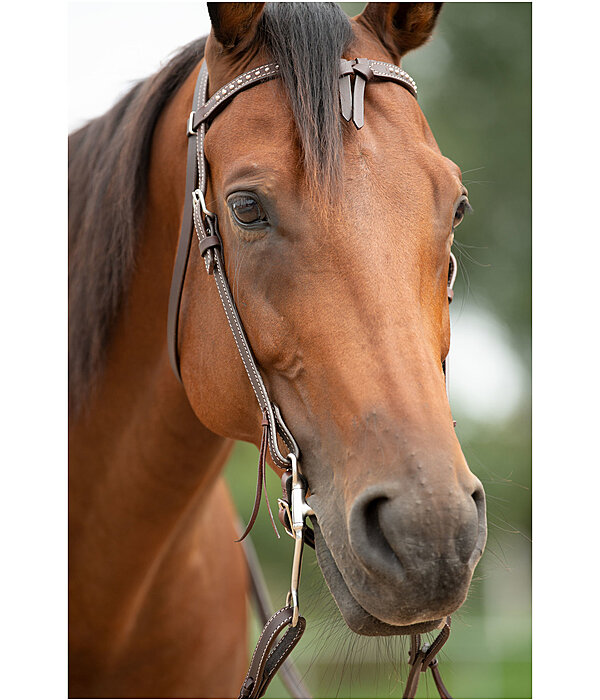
453;200;473;231
460;200;474;217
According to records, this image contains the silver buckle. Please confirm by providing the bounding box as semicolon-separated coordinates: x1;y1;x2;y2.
187;111;196;136
192;188;214;218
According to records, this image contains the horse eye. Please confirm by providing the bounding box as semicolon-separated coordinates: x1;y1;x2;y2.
453;196;472;230
228;194;268;227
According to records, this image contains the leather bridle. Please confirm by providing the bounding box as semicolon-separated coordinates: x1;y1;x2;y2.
167;57;457;700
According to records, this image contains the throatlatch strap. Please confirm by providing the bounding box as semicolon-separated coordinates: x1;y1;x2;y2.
166;63;208;383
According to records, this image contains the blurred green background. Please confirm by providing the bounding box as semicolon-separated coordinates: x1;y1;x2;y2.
225;3;531;698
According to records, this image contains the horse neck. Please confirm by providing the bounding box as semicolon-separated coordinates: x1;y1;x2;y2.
69;80;233;644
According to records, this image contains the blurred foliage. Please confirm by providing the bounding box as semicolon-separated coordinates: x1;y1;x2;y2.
402;3;532;366
224;3;531;698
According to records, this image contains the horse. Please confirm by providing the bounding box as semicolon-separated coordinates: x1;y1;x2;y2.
68;3;487;697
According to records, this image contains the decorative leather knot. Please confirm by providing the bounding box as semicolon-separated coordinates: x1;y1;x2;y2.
338;57;374;129
339;58;355;78
261;409;269;428
352;57;374;81
193;201;221;275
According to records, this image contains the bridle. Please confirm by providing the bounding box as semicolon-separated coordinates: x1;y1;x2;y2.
166;56;458;699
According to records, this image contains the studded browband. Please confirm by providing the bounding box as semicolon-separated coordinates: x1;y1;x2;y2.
187;57;417;134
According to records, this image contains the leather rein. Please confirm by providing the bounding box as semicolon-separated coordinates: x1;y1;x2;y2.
167;57;457;699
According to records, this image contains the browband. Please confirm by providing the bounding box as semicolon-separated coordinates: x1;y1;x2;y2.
188;57;417;133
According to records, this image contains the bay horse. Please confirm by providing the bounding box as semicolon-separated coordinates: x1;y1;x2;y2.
68;3;487;697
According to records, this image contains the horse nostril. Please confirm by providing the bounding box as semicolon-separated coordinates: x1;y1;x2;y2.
363;497;394;555
349;493;404;580
349;478;487;578
471;481;484;508
468;477;487;566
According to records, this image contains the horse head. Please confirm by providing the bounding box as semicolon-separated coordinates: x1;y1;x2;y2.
178;1;486;637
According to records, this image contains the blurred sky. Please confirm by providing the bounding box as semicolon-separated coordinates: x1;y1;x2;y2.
69;2;212;130
69;1;527;424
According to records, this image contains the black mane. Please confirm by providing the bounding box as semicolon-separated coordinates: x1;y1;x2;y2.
68;3;352;415
258;3;352;195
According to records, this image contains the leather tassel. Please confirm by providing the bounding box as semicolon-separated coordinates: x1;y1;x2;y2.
261;424;279;537
339;59;354;121
352;75;367;129
352;59;374;130
236;411;279;542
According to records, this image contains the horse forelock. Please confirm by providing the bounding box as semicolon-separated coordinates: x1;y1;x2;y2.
258;3;353;203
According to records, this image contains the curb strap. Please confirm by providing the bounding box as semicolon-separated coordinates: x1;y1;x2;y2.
239;607;306;699
402;617;452;699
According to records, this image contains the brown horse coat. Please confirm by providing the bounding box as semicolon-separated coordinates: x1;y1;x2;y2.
69;4;485;697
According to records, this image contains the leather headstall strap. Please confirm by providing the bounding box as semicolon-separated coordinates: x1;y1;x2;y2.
168;60;300;496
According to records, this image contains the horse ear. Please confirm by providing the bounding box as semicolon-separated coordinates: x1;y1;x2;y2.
356;2;443;58
207;2;265;50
